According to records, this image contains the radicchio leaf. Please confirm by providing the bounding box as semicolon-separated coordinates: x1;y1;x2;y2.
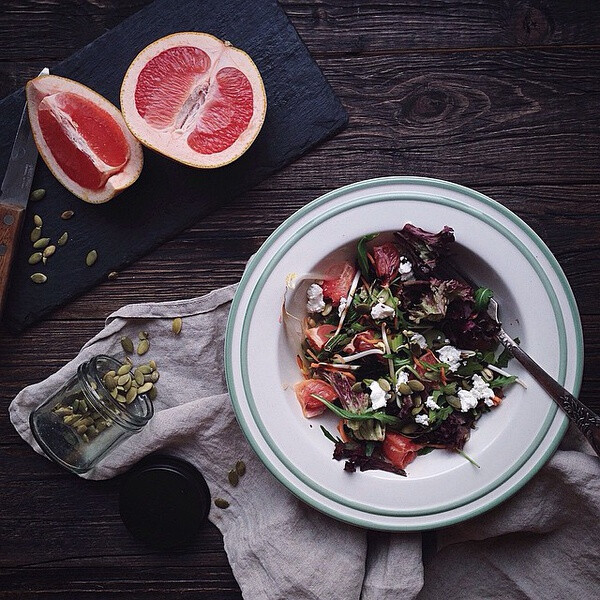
333;441;406;476
407;278;473;323
394;224;455;275
372;242;401;285
321;371;370;414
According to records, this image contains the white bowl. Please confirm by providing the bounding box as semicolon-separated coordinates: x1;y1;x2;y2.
225;177;583;531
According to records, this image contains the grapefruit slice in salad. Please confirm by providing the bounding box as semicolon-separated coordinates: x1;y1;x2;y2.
26;74;143;203
120;32;267;168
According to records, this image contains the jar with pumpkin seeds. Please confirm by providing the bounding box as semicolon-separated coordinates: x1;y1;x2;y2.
30;355;154;474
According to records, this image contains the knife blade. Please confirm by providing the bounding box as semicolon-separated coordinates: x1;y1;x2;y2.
0;67;49;318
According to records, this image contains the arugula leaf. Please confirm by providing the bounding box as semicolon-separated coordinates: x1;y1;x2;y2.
474;287;494;312
495;346;513;368
417;446;436;456
312;394;402;426
357;233;378;277
320;425;340;444
489;375;517;388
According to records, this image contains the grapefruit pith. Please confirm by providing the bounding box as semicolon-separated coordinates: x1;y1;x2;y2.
26;74;143;204
120;32;267;169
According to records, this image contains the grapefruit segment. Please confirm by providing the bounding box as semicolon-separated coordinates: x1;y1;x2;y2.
26;75;143;203
121;32;267;168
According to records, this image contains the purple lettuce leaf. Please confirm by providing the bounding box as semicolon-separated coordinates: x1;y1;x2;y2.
333;441;407;476
407;278;473;323
394;224;455;276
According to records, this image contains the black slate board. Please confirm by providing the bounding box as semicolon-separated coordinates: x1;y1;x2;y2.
0;0;348;332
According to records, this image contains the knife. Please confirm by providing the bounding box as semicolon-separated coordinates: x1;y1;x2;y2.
0;68;49;318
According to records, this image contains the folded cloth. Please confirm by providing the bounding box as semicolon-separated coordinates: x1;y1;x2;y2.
9;285;600;600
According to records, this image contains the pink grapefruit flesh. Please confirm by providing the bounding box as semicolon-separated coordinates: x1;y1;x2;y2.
120;33;267;168
26;75;143;204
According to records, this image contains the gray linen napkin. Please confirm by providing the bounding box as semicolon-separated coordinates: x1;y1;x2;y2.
9;285;599;600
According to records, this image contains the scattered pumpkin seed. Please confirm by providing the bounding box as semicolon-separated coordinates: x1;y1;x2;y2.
117;363;132;376
134;369;145;386
397;383;412;396
30;226;42;243
447;396;462;409
235;460;246;477
30;188;46;202
138;382;153;395
60;210;74;220
86;250;98;266
107;271;118;280
482;368;494;381
28;252;43;265
378;378;391;392
351;381;363;393
401;423;419;434
137;339;149;355
214;498;230;509
33;237;50;249
42;245;56;258
149;360;156;370
33;214;43;227
228;469;239;486
30;273;47;284
408;380;425;392
172;317;182;335
321;303;332;316
120;336;134;354
411;406;423;416
138;364;152;374
150;370;159;383
57;232;68;246
138;331;149;340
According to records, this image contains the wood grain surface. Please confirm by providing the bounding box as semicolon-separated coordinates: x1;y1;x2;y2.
1;1;599;597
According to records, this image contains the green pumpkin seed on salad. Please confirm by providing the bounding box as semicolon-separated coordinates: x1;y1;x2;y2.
286;224;521;476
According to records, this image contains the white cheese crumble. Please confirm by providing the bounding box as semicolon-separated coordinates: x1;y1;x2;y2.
437;345;462;372
338;296;348;317
369;380;390;410
471;373;495;407
398;256;414;281
415;413;429;426
396;371;409;386
410;332;427;349
457;389;478;412
425;395;440;410
371;302;395;320
306;284;325;313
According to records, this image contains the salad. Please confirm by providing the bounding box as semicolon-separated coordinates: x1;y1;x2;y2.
288;224;520;476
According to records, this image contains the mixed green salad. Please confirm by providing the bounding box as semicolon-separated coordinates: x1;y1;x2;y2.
288;224;520;476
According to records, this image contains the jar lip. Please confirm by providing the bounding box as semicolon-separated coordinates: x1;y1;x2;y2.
79;354;154;430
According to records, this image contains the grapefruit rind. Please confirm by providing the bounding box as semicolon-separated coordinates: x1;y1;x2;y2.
120;32;267;169
26;74;143;204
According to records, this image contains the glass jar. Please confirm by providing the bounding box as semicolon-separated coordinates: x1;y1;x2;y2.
30;355;154;474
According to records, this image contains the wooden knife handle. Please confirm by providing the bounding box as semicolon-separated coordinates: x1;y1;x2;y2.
0;203;26;318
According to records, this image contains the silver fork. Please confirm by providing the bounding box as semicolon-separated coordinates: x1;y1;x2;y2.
446;264;600;457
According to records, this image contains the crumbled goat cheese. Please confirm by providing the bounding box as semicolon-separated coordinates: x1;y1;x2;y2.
398;256;414;281
437;345;462;372
371;302;395;320
425;395;440;410
369;381;390;410
396;371;409;386
415;413;430;426
457;389;478;412
410;332;427;349
338;296;348;317
471;373;495;407
306;283;325;313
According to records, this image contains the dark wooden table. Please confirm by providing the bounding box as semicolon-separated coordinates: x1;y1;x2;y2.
1;1;598;597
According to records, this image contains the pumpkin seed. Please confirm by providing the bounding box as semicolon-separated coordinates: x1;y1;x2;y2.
86;425;98;438
413;396;422;408
172;317;182;335
139;365;152;374
214;498;230;509
447;396;462;409
60;210;74;220
397;383;412;396
31;273;47;284
228;469;239;486
149;360;157;370
137;339;149;355
42;245;56;258
482;368;493;381
86;250;97;266
79;417;94;427
321;303;332;316
72;399;80;412
138;382;153;395
117;363;132;375
377;378;391;392
107;271;119;280
117;374;131;387
150;370;159;383
76;424;87;435
54;406;73;416
134;369;145;385
120;336;134;354
235;460;246;477
138;331;149;340
401;423;419;435
110;388;118;399
28;252;43;265
124;356;133;366
116;394;127;404
64;414;80;425
33;237;50;249
147;387;158;401
126;387;137;403
33;214;43;227
96;421;107;433
351;381;363;393
411;406;423;416
408;380;425;392
356;302;371;313
30;188;46;202
104;374;117;391
79;399;88;413
57;232;68;246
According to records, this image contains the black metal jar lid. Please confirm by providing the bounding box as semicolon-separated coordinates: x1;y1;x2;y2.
119;454;211;549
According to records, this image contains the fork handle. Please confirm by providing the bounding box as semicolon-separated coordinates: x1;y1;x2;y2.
497;329;600;457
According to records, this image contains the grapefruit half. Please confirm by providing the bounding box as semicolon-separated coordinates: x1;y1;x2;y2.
120;32;267;169
26;74;143;204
